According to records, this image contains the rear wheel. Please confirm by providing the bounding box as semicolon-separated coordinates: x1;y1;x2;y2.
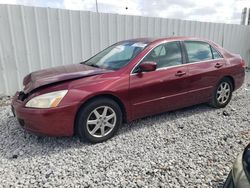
209;78;233;108
76;98;122;143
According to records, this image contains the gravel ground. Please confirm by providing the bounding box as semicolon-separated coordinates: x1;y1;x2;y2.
0;72;250;188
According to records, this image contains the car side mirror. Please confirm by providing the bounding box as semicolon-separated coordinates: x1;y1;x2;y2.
138;61;157;72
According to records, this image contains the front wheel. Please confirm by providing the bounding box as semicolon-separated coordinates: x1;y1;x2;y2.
76;98;122;143
209;78;233;108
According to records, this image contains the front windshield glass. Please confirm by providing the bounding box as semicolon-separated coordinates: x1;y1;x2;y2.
83;41;148;70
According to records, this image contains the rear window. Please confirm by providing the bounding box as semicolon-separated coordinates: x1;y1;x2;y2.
184;41;213;63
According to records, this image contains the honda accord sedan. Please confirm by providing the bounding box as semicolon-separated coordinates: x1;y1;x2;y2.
11;37;245;142
224;143;250;188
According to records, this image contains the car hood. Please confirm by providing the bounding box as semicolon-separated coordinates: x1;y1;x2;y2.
23;63;112;94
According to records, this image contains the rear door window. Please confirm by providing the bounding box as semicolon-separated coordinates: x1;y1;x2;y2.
184;41;213;63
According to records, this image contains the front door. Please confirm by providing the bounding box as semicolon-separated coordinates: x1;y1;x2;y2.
129;41;191;120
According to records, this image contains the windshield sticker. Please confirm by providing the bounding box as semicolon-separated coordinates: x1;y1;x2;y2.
114;45;125;52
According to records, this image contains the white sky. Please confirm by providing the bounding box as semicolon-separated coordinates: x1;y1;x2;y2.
0;0;250;24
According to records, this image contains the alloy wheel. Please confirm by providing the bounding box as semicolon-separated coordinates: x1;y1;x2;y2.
86;106;117;138
216;82;231;104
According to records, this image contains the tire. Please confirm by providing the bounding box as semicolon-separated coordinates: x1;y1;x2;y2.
209;77;233;108
76;97;122;143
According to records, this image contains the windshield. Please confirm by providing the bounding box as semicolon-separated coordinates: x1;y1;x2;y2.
83;41;148;70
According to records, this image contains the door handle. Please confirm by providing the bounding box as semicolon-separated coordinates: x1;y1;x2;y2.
175;71;186;77
215;63;223;68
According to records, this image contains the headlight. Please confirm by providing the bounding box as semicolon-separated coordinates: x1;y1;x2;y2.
25;90;68;108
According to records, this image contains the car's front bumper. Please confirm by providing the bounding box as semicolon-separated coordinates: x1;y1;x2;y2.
11;92;78;137
224;152;250;188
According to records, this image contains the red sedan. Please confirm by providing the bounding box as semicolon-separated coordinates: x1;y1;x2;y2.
11;37;245;142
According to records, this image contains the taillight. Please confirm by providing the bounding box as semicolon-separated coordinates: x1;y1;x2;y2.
241;59;246;68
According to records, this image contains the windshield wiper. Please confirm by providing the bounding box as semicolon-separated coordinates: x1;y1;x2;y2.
88;64;100;68
81;61;100;68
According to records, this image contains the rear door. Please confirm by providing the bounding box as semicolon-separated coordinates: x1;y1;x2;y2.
182;41;226;104
129;41;191;119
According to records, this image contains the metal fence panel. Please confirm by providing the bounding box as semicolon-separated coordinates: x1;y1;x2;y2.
0;4;250;95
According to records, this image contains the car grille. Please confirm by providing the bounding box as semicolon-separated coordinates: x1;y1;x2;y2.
18;91;28;101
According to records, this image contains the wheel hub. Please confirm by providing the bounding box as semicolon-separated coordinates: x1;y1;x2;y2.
86;106;117;138
216;82;231;104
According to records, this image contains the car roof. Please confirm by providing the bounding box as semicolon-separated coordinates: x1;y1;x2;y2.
122;36;207;44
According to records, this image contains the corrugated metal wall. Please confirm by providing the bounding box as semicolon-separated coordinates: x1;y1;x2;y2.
0;4;250;95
